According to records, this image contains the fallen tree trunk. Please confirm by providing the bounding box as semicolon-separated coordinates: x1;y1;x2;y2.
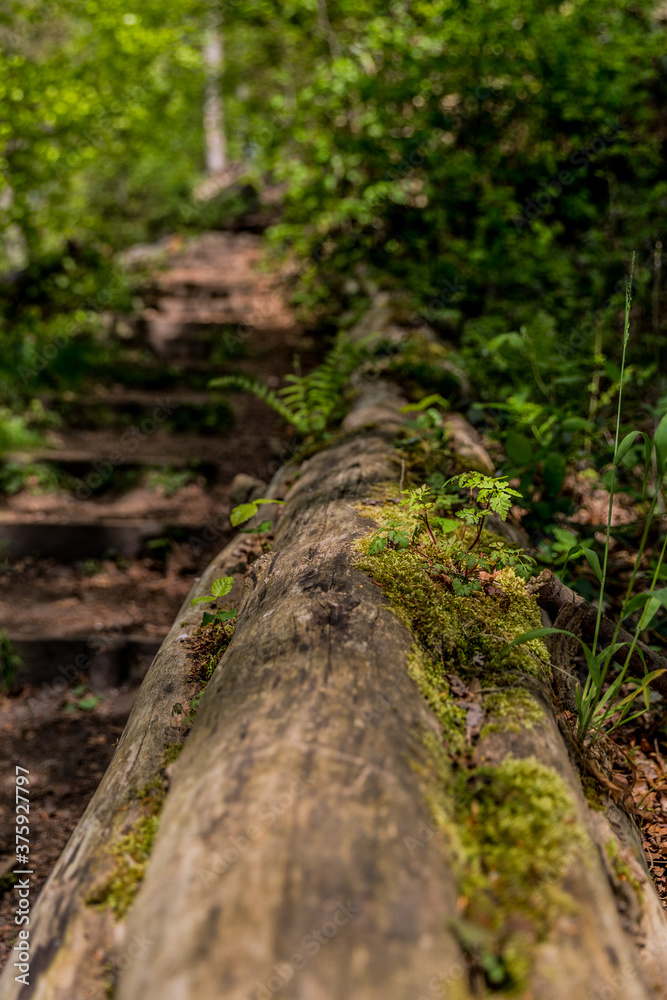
3;384;667;1000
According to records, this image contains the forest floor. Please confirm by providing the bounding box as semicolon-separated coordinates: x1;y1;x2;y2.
0;229;316;966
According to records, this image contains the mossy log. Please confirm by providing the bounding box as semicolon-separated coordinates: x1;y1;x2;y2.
3;386;667;1000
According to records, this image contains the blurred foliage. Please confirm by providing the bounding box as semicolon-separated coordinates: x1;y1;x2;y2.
223;0;666;406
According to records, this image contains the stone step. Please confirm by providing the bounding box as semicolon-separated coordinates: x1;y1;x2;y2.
8;634;162;689
3;448;221;483
0;517;231;560
39;389;233;434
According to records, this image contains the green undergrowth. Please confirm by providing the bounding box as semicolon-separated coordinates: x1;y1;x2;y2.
357;494;590;992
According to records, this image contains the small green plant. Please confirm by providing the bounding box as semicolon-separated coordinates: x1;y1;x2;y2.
64;683;103;713
368;474;528;597
230;497;284;528
191;576;237;626
209;332;367;435
146;467;196;497
0;631;23;693
508;259;667;746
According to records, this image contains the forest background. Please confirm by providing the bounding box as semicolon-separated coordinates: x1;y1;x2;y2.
0;0;666;594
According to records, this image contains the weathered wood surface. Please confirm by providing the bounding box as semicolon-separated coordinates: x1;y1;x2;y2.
3;385;667;1000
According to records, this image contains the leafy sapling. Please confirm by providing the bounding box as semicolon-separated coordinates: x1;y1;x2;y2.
367;474;529;596
447;471;523;556
191;576;237;626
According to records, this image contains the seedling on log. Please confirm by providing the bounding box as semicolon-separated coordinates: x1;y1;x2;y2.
367;474;529;597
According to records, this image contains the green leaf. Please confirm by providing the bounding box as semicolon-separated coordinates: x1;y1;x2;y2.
504;627;566;647
561;417;592;433
368;537;387;555
614;430;641;467
400;393;449;413
581;548;603;584
210;577;233;598
638;594;666;630
240;519;273;534
231;503;258;526
388;530;410;549
77;695;102;711
215;609;238;622
191;595;214;607
432;517;460;534
255;498;284;506
655;412;667;475
622;587;667;625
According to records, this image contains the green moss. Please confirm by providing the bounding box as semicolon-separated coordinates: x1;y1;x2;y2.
406;647;467;756
356;488;592;993
86;812;161;919
87;779;165;919
162;741;185;766
480;688;545;738
356;534;549;682
413;725;589;992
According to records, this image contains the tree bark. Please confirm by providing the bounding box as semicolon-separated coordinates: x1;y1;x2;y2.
2;387;667;1000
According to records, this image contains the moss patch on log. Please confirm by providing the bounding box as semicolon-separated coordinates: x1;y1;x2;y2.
86;620;235;922
86;779;165;920
355;525;549;683
356;497;591;992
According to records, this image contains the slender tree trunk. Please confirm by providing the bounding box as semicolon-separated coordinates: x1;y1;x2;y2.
203;8;226;176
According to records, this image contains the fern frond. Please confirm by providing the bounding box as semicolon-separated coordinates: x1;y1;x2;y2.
208;333;369;435
208;374;309;432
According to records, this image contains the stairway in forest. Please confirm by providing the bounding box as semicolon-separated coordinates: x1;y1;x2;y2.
0;230;310;691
